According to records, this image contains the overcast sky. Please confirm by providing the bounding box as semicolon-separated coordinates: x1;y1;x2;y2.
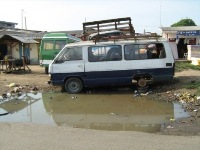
1;0;200;33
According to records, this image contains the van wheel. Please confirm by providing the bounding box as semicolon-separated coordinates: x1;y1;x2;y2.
64;77;83;94
137;78;147;87
45;67;48;74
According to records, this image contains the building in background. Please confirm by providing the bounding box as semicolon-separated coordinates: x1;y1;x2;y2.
0;21;17;29
0;27;46;64
160;26;200;59
0;21;83;65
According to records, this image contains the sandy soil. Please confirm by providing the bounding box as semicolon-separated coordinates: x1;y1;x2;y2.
0;65;200;138
0;122;200;150
0;65;58;94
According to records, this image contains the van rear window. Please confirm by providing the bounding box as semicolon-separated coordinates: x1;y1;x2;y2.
124;43;166;60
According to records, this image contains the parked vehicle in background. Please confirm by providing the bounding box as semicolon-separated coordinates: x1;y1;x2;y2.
48;36;175;94
39;32;81;74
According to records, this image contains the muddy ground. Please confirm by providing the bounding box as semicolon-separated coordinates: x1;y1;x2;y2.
0;65;200;136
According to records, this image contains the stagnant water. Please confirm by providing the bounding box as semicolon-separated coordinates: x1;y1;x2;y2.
0;91;189;133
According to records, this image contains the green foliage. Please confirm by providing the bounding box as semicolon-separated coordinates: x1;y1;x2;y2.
176;61;200;94
171;19;196;27
175;61;200;72
184;80;200;92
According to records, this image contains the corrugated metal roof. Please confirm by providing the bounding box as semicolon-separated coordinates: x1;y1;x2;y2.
0;21;17;25
0;29;46;39
9;35;39;43
0;34;39;43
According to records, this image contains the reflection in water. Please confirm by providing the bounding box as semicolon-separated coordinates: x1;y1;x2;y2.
0;92;190;133
42;92;174;132
0;92;41;113
0;92;55;125
173;102;190;119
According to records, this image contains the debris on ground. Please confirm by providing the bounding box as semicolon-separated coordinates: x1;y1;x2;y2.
174;92;200;112
0;83;40;106
6;83;16;88
4;82;39;94
174;92;197;103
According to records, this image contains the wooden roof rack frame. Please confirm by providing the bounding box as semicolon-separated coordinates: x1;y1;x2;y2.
82;17;161;43
82;17;135;40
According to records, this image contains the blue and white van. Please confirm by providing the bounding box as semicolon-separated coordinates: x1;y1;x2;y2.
49;39;175;93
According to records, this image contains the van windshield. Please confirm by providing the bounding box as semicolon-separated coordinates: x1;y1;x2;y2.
54;46;82;63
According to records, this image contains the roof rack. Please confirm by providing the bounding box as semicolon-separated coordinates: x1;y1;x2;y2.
92;32;162;43
82;17;161;43
82;17;135;41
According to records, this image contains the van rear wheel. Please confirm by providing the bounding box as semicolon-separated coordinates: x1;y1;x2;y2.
137;78;147;87
64;77;83;94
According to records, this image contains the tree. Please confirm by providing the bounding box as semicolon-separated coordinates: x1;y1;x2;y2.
171;18;196;27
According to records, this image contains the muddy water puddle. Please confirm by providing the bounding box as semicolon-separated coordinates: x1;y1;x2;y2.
0;91;189;133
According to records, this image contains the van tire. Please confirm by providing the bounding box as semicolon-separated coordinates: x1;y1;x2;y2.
64;77;83;94
45;67;48;74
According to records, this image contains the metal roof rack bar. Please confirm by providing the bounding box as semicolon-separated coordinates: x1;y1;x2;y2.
93;33;162;43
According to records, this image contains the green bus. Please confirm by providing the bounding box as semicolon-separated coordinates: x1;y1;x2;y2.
39;32;81;74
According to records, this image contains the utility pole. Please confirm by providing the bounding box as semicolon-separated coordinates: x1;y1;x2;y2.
160;0;162;27
21;9;24;56
25;17;27;32
21;9;24;30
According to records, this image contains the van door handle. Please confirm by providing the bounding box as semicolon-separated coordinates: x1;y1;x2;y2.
166;63;172;66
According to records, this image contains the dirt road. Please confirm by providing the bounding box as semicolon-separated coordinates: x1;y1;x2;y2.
0;65;200;150
0;122;200;150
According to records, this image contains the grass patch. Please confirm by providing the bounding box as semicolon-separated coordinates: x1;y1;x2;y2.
175;61;200;94
175;61;200;72
185;80;200;89
184;80;200;94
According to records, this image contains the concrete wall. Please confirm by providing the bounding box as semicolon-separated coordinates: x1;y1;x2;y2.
8;42;40;64
30;43;39;64
11;43;20;59
162;33;177;40
187;45;200;65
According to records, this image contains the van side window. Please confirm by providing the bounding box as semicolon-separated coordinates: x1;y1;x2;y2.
43;40;54;50
55;46;82;63
55;40;66;50
124;43;166;60
124;44;146;60
88;45;122;62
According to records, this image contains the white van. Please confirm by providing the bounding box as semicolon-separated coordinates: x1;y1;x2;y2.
49;39;175;93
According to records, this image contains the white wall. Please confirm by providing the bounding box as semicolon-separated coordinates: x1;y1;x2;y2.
187;45;200;59
11;43;20;59
30;43;39;64
9;43;39;64
162;33;177;40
